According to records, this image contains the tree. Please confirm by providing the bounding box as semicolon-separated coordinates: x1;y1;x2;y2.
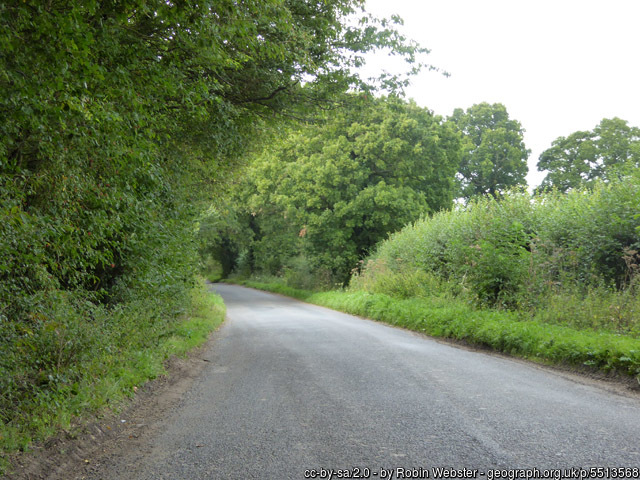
537;118;640;192
245;95;462;282
450;103;529;199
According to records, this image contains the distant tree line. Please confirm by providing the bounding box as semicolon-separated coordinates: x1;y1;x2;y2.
537;118;640;193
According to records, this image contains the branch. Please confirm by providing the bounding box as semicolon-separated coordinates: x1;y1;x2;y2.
238;84;291;105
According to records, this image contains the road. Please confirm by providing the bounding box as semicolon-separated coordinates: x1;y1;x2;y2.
88;284;640;479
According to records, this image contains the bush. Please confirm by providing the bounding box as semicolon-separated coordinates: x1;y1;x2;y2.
1;279;224;472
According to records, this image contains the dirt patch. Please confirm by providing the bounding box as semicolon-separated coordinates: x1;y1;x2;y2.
5;334;217;480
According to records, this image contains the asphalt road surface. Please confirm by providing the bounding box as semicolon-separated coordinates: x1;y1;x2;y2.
90;284;640;479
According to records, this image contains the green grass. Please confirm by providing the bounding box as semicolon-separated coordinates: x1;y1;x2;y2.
238;280;640;385
235;279;313;301
1;278;225;475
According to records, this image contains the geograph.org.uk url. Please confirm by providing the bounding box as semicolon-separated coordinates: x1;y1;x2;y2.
303;467;640;480
482;468;640;480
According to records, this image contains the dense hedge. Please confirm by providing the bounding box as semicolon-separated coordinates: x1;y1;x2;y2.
355;177;640;336
1;279;225;469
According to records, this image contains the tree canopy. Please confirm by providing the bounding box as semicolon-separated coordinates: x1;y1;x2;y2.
239;95;461;282
450;103;529;199
537;117;640;192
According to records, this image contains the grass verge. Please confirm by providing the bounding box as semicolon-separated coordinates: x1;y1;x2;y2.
1;278;225;475
237;280;640;386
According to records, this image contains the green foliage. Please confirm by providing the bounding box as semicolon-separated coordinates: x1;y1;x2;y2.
241;95;461;283
200;255;224;283
364;176;640;325
350;260;461;302
197;200;254;279
531;178;640;289
313;290;640;379
533;283;640;337
235;280;314;303
0;280;224;472
1;0;432;307
163;282;226;357
450;103;530;199
537;117;640;192
281;255;334;291
365;190;536;308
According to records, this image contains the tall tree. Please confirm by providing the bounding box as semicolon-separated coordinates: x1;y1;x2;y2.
450;103;529;199
537;118;640;192
245;95;462;282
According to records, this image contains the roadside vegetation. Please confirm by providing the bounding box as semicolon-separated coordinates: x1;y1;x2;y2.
214;106;640;385
1;279;225;473
237;278;640;383
363;177;640;332
203;100;531;285
3;0;640;472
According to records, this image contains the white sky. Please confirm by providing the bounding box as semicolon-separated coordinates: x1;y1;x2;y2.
363;0;640;187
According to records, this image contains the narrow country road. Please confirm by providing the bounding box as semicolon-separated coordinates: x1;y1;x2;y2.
88;284;640;479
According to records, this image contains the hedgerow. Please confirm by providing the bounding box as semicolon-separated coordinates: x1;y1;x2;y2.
357;176;640;335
